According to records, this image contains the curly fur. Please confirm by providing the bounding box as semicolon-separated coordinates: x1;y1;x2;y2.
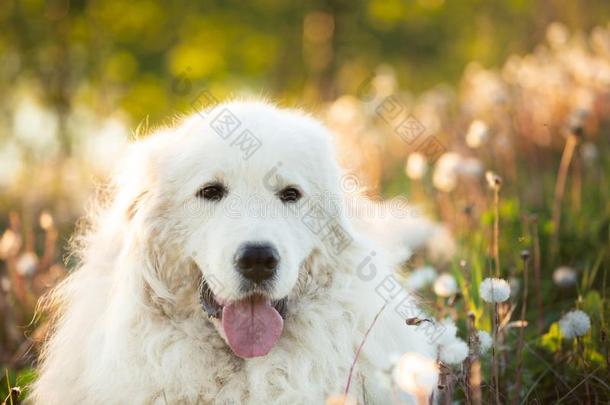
31;101;438;404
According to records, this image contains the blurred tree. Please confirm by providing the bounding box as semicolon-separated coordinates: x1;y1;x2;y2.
0;0;609;128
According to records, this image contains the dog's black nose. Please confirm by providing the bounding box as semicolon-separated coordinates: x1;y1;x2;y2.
235;243;279;283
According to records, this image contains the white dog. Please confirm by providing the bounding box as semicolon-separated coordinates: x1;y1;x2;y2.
32;101;440;404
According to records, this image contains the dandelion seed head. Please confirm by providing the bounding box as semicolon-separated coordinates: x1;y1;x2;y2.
433;152;461;192
39;211;54;230
405;152;428;180
465;119;489;148
16;252;38;277
553;266;577;288
0;229;21;259
479;278;511;303
485;171;502;190
406;266;437;291
520;249;530;260
437;318;459;346
477;330;492;354
433;273;458;297
393;352;438;395
559;310;591;339
439;338;469;365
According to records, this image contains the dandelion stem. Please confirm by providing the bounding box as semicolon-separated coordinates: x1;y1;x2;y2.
465;312;482;405
531;218;544;333
5;369;13;405
551;133;579;256
490;302;500;404
578;336;592;405
491;302;501;405
512;254;529;405
493;187;501;277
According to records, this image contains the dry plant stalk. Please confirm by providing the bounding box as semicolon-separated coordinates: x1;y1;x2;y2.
491;303;501;405
531;217;544;333
465;312;482;405
485;172;503;404
512;251;530;405
551;132;579;256
343;301;388;401
492;187;501;278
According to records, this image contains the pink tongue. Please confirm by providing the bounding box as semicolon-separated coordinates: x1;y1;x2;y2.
222;296;283;358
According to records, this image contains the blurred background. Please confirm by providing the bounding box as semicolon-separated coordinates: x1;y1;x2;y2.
1;0;609;402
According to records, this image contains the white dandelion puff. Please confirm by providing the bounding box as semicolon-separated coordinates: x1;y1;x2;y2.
39;211;55;230
559;310;591;339
553;266;577;288
0;229;21;259
393;352;439;396
477;330;492;354
16;252;38;277
406;266;437;291
433;273;458;297
405;153;428;180
433;152;461;192
437;318;458;346
485;171;502;190
465;120;489;148
439;338;469;365
479;278;511;303
436;318;468;365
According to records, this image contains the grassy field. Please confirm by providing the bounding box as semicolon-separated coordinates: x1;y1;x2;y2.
1;23;609;404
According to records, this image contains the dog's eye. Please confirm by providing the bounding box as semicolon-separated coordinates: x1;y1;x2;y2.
278;187;302;203
197;184;226;201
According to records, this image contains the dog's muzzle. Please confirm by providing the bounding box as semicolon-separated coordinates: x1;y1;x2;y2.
199;278;288;320
199;278;289;358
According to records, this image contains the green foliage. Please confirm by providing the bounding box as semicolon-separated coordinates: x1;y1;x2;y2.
0;1;609;403
2;0;610;125
1;367;35;403
540;322;562;352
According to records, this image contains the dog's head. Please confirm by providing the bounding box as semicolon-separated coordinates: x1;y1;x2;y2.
119;101;356;358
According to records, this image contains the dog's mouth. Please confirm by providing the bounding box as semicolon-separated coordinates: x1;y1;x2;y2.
200;278;288;358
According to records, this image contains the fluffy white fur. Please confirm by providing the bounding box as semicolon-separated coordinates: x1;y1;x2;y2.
32;101;439;404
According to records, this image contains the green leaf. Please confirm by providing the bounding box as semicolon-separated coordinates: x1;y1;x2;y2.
540;322;562;352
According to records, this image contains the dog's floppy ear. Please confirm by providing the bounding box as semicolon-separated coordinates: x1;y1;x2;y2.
110;129;186;302
113;128;176;222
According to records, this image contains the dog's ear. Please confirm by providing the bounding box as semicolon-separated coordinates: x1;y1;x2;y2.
113;128;176;222
114;128;194;303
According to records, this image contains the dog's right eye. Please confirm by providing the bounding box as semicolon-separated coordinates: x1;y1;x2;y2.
196;184;226;201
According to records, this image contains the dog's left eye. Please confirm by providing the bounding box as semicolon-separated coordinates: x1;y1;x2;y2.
278;187;302;203
197;184;227;201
